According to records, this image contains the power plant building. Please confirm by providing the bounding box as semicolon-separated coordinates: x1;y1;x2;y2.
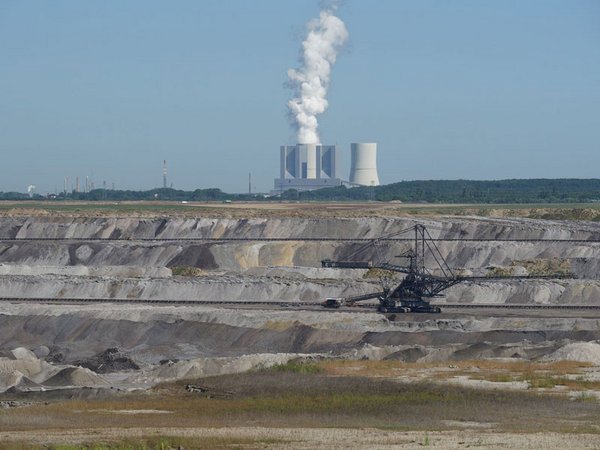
274;144;342;192
273;142;379;193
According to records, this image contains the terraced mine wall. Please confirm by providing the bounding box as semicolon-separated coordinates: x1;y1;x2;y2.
0;215;599;304
1;214;600;393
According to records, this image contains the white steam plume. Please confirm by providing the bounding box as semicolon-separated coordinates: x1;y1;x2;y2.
287;6;348;144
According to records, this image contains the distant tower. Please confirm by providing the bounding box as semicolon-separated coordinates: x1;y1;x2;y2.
249;172;252;194
349;143;380;186
76;176;80;193
163;160;167;189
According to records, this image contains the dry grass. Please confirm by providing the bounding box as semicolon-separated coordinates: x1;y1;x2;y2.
448;206;600;221
317;359;600;391
1;369;599;437
363;268;398;279
486;266;514;277
170;266;204;276
318;358;591;376
2;201;599;220
0;359;598;449
486;258;571;277
516;258;571;276
0;435;289;450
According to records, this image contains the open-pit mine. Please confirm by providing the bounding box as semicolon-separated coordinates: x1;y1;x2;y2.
0;203;599;448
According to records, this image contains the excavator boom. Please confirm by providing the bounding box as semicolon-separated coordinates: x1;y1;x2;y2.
321;224;574;314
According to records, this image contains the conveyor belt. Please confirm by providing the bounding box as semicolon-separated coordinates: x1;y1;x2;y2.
0;297;598;311
0;237;600;243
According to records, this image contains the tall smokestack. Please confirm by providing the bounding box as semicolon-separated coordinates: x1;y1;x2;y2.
286;4;348;144
163;160;167;189
76;176;80;193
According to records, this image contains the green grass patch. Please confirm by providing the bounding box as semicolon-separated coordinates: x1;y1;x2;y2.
237;391;460;415
574;392;597;403
258;361;323;374
471;373;515;383
519;373;570;389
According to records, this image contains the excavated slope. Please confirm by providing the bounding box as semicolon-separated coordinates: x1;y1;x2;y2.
0;216;599;271
1;303;599;364
0;215;599;305
0;215;599;391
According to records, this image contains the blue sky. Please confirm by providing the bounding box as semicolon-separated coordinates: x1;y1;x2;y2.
1;0;599;193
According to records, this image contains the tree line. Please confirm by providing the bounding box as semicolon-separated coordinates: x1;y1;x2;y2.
2;178;600;204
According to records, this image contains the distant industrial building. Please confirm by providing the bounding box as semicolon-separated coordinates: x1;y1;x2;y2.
274;144;342;192
273;142;379;193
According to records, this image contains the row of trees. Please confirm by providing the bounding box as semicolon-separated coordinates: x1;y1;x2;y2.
291;179;600;203
2;178;600;204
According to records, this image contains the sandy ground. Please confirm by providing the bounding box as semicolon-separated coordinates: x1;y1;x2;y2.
2;200;599;220
0;426;599;449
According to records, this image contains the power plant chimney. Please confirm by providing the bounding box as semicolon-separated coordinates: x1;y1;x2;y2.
163;160;167;189
349;143;379;186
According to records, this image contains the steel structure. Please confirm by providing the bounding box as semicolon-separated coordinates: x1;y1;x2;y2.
322;224;573;313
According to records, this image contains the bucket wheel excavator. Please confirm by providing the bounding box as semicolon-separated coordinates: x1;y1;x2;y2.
321;224;570;313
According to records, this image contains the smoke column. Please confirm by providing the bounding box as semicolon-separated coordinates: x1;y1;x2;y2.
287;5;348;144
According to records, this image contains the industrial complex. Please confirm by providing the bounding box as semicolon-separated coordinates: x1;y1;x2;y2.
274;142;380;192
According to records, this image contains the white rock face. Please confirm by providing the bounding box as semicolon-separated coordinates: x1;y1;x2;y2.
545;342;600;364
10;347;38;361
0;264;171;278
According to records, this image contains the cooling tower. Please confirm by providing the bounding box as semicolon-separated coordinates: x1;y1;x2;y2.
349;143;379;186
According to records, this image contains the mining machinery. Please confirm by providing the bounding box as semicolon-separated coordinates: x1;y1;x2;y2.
322;224;570;313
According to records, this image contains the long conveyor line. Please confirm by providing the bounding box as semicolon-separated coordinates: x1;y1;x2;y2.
0;297;599;311
0;237;600;243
